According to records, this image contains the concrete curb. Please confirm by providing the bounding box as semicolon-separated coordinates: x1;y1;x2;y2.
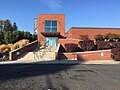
0;60;120;65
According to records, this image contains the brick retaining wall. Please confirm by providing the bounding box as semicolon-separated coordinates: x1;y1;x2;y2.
58;50;112;60
9;40;38;60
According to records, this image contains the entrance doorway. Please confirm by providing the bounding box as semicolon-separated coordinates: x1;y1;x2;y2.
45;37;58;46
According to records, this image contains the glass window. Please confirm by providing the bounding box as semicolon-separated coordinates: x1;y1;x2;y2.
52;27;57;32
52;21;57;26
45;20;57;32
45;21;51;26
45;27;51;32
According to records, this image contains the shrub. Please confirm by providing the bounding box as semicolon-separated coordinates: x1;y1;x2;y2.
105;33;113;40
11;39;29;50
21;39;29;44
0;44;7;53
79;40;95;51
73;47;84;52
94;33;120;42
3;48;10;54
0;44;11;53
18;42;25;48
109;42;120;48
96;41;111;50
7;44;13;50
64;43;78;52
111;47;120;61
94;34;104;41
11;43;19;50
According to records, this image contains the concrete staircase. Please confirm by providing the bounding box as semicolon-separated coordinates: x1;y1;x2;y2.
17;46;57;61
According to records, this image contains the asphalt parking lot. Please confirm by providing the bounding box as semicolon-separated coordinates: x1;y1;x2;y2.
0;64;120;90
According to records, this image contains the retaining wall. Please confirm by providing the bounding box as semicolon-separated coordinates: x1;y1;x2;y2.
58;50;112;60
9;40;38;60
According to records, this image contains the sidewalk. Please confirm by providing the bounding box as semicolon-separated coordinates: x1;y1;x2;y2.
0;60;120;65
81;60;120;64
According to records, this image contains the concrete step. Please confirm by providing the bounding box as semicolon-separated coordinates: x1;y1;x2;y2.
42;52;56;60
17;46;57;61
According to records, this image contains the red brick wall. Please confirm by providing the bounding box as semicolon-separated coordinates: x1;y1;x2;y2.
38;14;65;46
9;40;38;60
58;39;80;47
58;50;112;60
67;28;120;40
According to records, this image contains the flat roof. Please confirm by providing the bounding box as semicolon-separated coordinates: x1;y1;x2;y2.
70;27;120;29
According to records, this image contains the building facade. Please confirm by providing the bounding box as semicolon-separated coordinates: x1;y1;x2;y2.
38;14;65;46
37;14;120;47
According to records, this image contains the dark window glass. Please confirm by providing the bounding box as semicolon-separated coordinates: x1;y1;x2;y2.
45;21;51;26
52;21;57;26
52;27;57;32
45;27;51;32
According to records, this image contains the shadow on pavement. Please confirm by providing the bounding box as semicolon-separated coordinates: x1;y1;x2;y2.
0;60;79;80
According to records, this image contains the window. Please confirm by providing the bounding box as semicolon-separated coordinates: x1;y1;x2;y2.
45;21;57;32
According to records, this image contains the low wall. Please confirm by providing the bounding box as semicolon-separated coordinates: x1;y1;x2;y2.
58;50;112;60
9;40;38;60
55;44;61;60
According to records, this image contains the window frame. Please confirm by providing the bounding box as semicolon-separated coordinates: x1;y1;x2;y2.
44;20;58;32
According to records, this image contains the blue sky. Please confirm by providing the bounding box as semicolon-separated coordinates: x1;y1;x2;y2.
0;0;120;34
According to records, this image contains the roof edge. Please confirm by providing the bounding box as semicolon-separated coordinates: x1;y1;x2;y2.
70;27;120;29
66;27;120;34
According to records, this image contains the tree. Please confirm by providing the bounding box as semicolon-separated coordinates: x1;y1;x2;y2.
3;31;10;44
0;19;37;44
0;32;4;45
30;34;37;42
12;22;17;31
12;30;19;42
23;31;32;39
0;20;4;31
3;19;12;31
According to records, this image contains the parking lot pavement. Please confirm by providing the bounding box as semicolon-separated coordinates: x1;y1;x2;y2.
0;64;120;90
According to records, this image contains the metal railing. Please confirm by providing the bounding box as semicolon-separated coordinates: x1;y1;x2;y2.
34;41;51;60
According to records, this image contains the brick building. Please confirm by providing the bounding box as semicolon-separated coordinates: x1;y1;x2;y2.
37;14;120;47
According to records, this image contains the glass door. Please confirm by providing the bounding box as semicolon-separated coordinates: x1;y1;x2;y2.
45;37;58;46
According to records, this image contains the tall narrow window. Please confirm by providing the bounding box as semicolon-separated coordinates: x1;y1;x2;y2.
45;21;57;32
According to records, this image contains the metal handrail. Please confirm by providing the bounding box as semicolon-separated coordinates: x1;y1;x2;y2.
44;40;49;48
34;41;49;60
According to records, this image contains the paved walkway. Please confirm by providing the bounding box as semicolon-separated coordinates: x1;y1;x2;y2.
0;60;120;65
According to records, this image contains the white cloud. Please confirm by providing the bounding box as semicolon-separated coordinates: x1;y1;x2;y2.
42;0;62;11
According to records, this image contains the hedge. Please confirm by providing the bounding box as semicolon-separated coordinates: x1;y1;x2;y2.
109;42;120;48
96;41;111;50
79;40;95;51
111;47;120;61
64;43;78;52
